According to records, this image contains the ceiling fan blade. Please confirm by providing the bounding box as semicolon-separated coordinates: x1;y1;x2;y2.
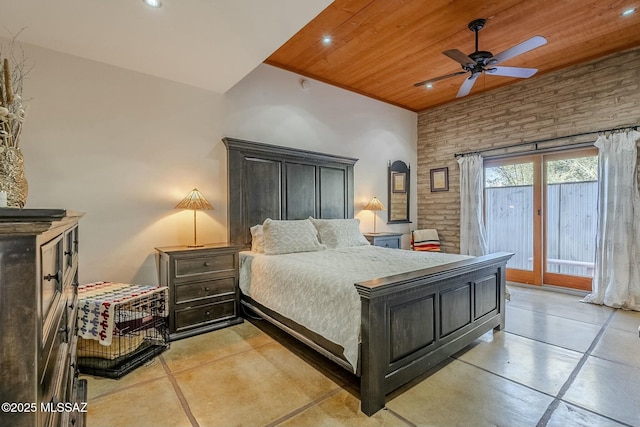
413;71;468;87
492;36;547;65
443;49;475;67
487;66;538;78
457;74;479;98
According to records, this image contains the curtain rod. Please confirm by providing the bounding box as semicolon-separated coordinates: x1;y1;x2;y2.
453;125;638;158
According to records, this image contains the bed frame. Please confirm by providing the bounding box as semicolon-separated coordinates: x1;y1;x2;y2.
223;137;512;416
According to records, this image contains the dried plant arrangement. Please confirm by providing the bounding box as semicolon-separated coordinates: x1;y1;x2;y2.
0;32;32;207
0;32;31;150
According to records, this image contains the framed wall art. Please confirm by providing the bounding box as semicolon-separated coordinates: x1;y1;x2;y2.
430;167;449;192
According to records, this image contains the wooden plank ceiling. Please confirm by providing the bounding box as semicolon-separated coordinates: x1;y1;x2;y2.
266;0;640;112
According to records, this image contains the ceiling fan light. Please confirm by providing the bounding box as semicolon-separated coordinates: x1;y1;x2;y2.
143;0;162;8
426;83;433;89
621;7;636;16
322;36;332;44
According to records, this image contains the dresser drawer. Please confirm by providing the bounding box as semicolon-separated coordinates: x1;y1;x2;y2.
41;341;70;427
175;300;236;331
66;335;79;402
41;234;64;332
39;299;66;386
174;253;235;278
175;277;236;304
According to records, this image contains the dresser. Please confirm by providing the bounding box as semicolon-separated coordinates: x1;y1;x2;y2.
155;244;243;341
0;209;86;427
363;232;403;249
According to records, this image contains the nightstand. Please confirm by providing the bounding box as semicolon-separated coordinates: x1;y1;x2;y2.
155;243;243;341
363;232;403;249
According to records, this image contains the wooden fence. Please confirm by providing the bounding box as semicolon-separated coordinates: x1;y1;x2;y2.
485;181;598;277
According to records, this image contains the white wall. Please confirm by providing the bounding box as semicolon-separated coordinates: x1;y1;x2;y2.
224;64;417;239
14;44;417;285
19;42;227;284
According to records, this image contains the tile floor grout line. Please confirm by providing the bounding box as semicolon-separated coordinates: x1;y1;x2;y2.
384;407;418;427
167;338;275;376
262;387;344;427
159;354;201;427
507;303;610;327
502;329;589;354
535;308;617;427
453;355;559;401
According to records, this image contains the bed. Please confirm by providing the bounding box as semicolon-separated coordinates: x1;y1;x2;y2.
223;137;512;415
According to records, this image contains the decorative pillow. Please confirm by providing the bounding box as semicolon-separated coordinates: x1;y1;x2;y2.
250;224;265;253
309;217;370;249
262;218;325;255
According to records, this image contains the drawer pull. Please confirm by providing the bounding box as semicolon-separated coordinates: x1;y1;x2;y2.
203;261;212;267
44;270;61;282
68;302;74;310
64;250;72;256
59;326;68;334
205;310;211;317
203;287;210;292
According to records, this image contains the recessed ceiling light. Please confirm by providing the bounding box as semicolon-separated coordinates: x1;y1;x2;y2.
426;83;433;89
322;36;332;44
621;7;636;16
143;0;162;8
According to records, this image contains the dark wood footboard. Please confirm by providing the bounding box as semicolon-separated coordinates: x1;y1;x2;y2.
355;252;513;415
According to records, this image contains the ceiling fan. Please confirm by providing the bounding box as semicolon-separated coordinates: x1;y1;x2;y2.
414;18;547;98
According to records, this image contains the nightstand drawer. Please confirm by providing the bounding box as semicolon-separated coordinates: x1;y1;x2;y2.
175;253;235;278
375;236;400;248
175;277;236;304
156;243;243;340
175;300;236;331
364;232;403;249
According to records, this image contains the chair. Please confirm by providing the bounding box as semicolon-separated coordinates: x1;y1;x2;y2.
411;229;441;252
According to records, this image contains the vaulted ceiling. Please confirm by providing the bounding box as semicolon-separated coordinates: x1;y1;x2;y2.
266;0;640;112
0;0;331;94
2;1;638;113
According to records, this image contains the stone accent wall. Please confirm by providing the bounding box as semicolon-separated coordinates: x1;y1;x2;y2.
417;47;640;254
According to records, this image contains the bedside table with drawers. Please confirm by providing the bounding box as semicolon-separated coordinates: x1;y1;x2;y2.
155;243;243;341
363;232;403;249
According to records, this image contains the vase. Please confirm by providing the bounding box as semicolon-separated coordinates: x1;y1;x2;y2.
0;147;29;208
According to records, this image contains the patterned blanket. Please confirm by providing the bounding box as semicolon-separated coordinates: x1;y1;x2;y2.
77;282;168;346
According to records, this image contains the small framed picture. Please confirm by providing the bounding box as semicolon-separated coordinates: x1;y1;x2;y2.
430;167;449;192
391;172;406;193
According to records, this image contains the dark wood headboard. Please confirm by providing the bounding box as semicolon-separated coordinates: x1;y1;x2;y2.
223;137;358;247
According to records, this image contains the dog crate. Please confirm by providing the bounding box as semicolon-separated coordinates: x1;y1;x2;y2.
76;282;169;379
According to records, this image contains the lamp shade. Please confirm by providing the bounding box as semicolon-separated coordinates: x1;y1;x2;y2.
175;188;214;211
175;188;213;247
364;196;386;211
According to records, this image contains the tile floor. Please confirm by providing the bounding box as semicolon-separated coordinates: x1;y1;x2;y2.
83;285;640;427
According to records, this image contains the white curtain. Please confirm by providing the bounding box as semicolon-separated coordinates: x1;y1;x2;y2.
458;154;489;256
582;130;640;311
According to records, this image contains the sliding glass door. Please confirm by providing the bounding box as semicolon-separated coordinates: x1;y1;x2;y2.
484;149;597;290
485;156;540;284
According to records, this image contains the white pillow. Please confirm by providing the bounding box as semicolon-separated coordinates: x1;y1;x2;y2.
250;224;265;253
309;217;370;249
262;218;326;255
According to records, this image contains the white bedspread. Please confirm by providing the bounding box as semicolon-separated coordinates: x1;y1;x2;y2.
239;246;470;372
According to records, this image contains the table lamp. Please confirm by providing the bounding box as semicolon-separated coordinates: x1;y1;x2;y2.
364;196;386;234
175;188;213;247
